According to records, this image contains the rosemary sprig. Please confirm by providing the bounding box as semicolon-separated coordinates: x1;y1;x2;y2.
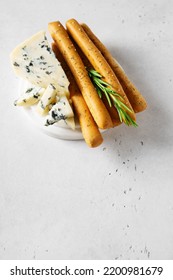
88;69;137;127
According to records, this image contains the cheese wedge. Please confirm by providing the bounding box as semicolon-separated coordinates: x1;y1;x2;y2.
45;96;74;126
36;84;57;115
14;85;45;106
10;31;70;97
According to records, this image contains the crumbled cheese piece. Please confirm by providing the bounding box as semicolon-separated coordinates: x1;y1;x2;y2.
14;85;45;106
45;96;74;127
37;84;57;115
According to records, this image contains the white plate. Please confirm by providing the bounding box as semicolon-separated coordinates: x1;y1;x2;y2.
18;80;83;140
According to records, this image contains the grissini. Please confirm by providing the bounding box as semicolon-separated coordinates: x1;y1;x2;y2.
52;42;103;148
71;40;121;127
48;21;113;130
102;95;121;127
66;18;136;122
70;92;104;147
81;23;147;113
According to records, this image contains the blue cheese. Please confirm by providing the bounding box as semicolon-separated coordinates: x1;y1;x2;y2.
14;85;45;106
65;117;75;130
36;84;57;115
53;117;75;130
10;31;70;97
45;96;74;127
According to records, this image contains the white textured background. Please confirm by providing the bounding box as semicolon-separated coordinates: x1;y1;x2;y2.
0;0;173;259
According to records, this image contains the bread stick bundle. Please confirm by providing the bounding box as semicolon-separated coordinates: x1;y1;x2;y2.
52;42;103;148
66;19;136;125
48;21;113;130
81;23;147;113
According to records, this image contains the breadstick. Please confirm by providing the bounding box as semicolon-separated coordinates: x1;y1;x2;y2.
70;93;104;147
52;43;103;148
81;23;147;113
71;40;121;127
66;19;136;122
102;95;121;127
48;21;113;130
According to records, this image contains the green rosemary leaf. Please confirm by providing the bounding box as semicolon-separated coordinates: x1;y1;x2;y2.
103;88;112;107
117;107;123;122
117;99;133;113
89;69;102;78
97;87;102;98
99;79;111;87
